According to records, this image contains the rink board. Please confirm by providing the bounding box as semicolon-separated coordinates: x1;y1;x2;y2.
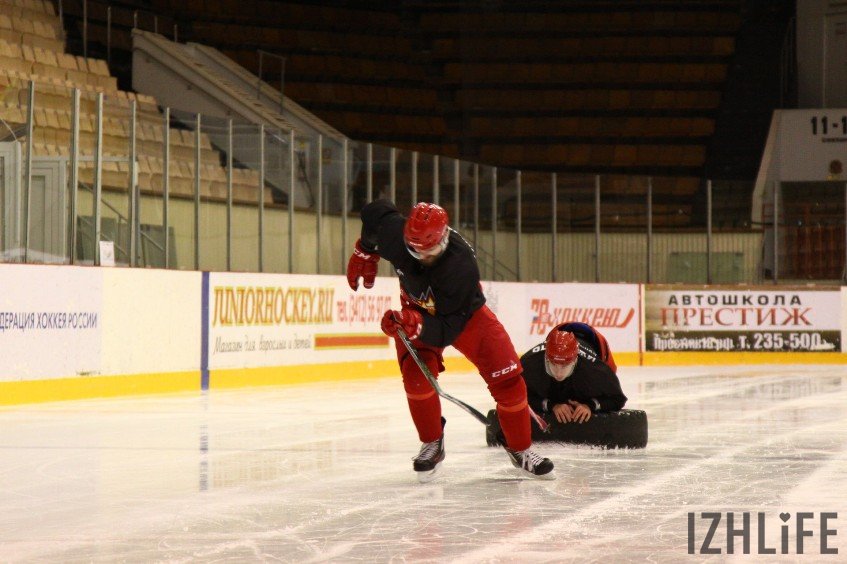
1;264;845;405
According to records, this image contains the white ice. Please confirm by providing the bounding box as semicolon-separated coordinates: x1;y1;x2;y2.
1;365;846;562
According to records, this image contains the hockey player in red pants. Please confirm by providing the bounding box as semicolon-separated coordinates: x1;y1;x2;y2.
347;199;554;482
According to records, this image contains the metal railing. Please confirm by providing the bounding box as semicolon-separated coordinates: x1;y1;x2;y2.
4;72;844;284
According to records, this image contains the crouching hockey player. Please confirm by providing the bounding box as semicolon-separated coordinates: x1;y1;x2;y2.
346;199;554;482
522;322;627;423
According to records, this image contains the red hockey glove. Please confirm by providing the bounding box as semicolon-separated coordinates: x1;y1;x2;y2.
346;239;379;290
381;309;423;341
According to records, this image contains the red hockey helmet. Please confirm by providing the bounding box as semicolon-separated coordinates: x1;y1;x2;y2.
545;327;578;381
404;202;449;260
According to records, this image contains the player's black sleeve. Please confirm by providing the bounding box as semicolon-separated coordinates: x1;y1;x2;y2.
359;199;403;256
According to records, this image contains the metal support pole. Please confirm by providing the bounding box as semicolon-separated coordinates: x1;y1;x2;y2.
162;108;170;268
22;81;34;262
258;124;265;272
516;170;522;281
389;147;396;203
69;89;80;264
551;172;557;283
453;159;460;228
289;129;295;273
133;11;137;29
128;100;137;267
411;151;418;205
194;114;201;270
341;138;349;274
94;93;104;265
473;164;479;249
491;167;497;280
226;119;233;271
366;143;373;202
773;181;779;284
647;177;653;284
706;179;712;284
595;174;601;283
433;155;439;205
316;135;323;273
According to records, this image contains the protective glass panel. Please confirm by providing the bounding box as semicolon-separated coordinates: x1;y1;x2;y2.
553;173;596;282
438;157;459;227
98;93;132;266
230;121;261;273
394;149;414;214
134;102;168;268
599;175;648;283
415;151;435;206
473;164;496;280
494;167;518;281
0;76;29;262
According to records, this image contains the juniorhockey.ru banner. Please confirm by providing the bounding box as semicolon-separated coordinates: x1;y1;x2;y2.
207;272;401;369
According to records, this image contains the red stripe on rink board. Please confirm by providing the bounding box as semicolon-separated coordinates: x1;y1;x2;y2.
314;334;390;349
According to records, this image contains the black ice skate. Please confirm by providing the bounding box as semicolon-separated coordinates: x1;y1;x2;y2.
413;418;446;483
505;447;555;480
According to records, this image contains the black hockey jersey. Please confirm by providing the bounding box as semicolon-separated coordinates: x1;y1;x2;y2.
359;199;486;347
520;329;627;415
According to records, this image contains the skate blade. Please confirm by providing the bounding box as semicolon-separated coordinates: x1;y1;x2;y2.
416;462;443;483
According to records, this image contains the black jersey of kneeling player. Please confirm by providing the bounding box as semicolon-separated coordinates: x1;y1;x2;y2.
359;199;485;348
520;333;627;416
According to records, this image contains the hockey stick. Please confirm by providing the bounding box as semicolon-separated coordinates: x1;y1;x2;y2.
396;328;549;432
397;327;489;425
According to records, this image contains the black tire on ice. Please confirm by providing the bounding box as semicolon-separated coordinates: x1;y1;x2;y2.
486;408;648;449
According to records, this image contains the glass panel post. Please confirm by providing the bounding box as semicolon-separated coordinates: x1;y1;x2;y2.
193;114;201;271
594;174;601;283
551;173;557;282
316;135;322;273
258;124;265;272
706;179;713;284
94;93;104;266
453;159;460;227
516;170;521;281
433;154;439;205
647;177;653;284
491;167;497;280
341;138;348;274
69;89;80;264
227;118;233;271
22;81;34;263
289;129;295;273
162;107;170;269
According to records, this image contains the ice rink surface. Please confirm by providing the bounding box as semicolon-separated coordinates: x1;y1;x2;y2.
1;364;846;562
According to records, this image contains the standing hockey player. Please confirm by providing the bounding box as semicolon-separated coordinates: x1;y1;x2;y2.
346;200;554;481
521;322;627;424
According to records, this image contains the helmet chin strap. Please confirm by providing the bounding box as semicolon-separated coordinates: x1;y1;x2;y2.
406;228;450;260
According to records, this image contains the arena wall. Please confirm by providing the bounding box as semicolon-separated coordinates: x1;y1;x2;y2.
0;264;843;405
